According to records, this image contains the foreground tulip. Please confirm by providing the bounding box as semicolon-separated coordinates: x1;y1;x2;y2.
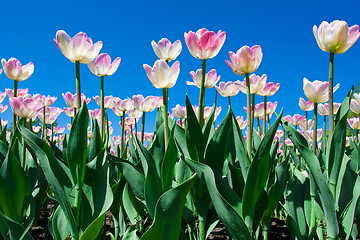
54;30;102;112
151;38;182;61
184;28;226;60
303;78;340;104
9;96;42;119
1;58;34;82
313;20;359;145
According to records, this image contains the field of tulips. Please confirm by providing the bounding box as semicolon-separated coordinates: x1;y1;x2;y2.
0;20;360;240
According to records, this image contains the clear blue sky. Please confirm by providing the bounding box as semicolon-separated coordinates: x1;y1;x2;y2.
1;0;360;134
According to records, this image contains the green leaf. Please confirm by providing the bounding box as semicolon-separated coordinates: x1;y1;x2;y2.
18;125;78;239
67;102;89;186
342;176;360;240
231;114;249;180
185;95;204;162
328;88;352;199
161;124;178;192
49;206;73;240
0;211;34;240
242;109;282;232
282;119;339;239
87;120;104;163
140;174;197;240
184;158;251;239
0;143;31;223
202;101;216;145
204;108;232;172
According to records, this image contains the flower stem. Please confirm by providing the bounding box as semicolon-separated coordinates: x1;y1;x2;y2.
22;119;27;169
198;59;207;128
309;174;317;239
245;73;252;162
263;96;267;137
328;53;335;141
100;76;105;139
305;111;308;131
228;96;231;108
313;103;318;154
121;112;125;155
75;61;81;111
13;80;18;126
163;88;169;150
323;115;327;153
141;112;146;143
41;106;46;139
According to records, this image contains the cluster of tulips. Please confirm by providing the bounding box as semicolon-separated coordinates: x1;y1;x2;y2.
0;19;359;240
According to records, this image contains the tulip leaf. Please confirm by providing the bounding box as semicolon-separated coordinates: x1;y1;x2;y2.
134;136;162;219
282;119;339;239
184;157;251;240
204;108;232;172
342;175;360;240
0;141;31;224
87;120;104;163
18;125;78;239
202;101;216;144
242;109;282;233
231;114;249;179
49;206;73;240
139;174;197;240
328;88;352;198
67;102;89;186
185;95;204;162
109;155;145;200
0;210;34;240
161;124;178;192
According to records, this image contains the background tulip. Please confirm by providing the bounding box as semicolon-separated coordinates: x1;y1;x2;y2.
187;69;220;88
1;58;34;82
9;96;43;119
226;45;263;76
303;78;340;104
237;74;267;94
87;53;121;76
143;60;180;89
151;38;182;61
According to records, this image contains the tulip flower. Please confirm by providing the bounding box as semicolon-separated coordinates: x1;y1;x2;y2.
0;104;8;114
151;38;182;61
299;97;314;111
215;81;241;106
37;107;63;125
313;20;359;144
236;116;247;130
62;92;91;109
1;58;34;82
32;126;41;133
350;93;360;114
348;117;360;130
203;106;222;121
186;69;221;89
172;104;187;119
237;74;267;95
184;28;226;60
0;92;6;104
64;107;75;118
9;96;42;119
54;30;102;113
303;78;340;104
113;97;133;153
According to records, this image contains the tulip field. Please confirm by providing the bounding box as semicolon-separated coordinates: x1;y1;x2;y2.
0;20;360;240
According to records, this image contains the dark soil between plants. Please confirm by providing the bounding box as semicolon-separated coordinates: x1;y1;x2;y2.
29;203;292;239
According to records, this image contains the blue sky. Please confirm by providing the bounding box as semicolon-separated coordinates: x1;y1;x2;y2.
1;0;360;134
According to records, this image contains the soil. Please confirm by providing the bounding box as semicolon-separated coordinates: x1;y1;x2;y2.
29;204;292;239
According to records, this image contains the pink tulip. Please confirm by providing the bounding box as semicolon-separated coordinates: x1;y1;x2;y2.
62;92;91;108
299;97;314;111
244;103;264;118
318;103;341;116
0;92;6;104
172;104;187;119
0;104;8;114
215;81;241;97
112;97;133;112
186;69;221;88
54;30;103;63
236;116;247;130
285;138;294;147
313;20;360;54
111;107;123;117
154;96;164;108
203;106;222;120
89;109;101;120
87;53;121;76
348;117;360;130
127;108;143;119
143;60;180;89
184;28;226;59
350;93;360;114
258;82;280;96
226;45;263;75
151;38;182;61
37;107;63;124
300;119;314;132
266;101;278;115
32;126;41;133
64;107;75;117
303;78;340;103
293;114;306;126
1;58;34;81
9;96;43;119
54;126;65;135
132;94;158;112
5;88;29;99
306;129;323;142
236;74;267;94
93;95;114;109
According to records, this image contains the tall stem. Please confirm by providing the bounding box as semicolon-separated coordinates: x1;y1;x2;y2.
328;53;335;140
263;96;267;137
228;96;231;108
22;119;27;169
257;117;261;136
163;88;169;150
309;174;317;239
313;103;318;154
100;76;105;139
121;113;125;155
198;59;207;128
75;61;81;111
323;115;327;153
245;73;252;162
141;112;146;143
41;106;46;139
13;80;18;126
305;111;308;132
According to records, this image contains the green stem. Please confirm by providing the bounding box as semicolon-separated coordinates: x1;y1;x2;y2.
41;106;46;139
198;59;207;128
309;175;317;239
313;103;318;155
262;217;271;240
75;61;81;111
141;112;145;143
323;115;327;153
228;96;231;108
74;183;82;230
257;117;261;136
163;88;169;150
263;96;267;137
121;113;125;155
13;80;18;126
245;73;252;162
22;119;27;169
51;123;54;142
328;52;335;141
100;76;105;139
306;111;308;132
251;94;255;140
198;215;206;240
